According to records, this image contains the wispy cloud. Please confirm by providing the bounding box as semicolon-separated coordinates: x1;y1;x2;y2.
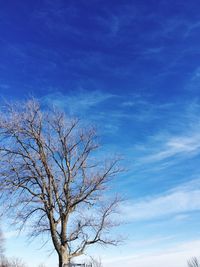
131;99;200;167
120;179;200;221
142;132;200;163
42;90;115;115
184;21;200;38
3;230;19;239
186;66;200;91
103;239;200;267
95;4;137;38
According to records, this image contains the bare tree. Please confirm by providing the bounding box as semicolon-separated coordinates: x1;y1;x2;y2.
188;257;200;267
0;228;5;259
0;257;27;267
91;257;103;267
0;257;10;267
9;258;27;267
0;100;122;267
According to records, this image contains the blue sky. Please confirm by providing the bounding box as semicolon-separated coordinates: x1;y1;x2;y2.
1;0;200;267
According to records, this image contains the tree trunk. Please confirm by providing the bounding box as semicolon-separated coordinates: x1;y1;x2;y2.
58;249;70;267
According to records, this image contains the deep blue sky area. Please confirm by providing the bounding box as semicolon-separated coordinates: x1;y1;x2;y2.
1;1;200;267
0;0;200;101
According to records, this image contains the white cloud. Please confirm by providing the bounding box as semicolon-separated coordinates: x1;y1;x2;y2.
120;179;200;221
187;66;200;92
42;90;115;115
3;230;19;239
103;239;200;267
128;235;175;250
184;21;200;37
140;129;200;164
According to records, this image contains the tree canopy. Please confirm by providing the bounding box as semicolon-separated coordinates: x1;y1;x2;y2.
0;100;122;266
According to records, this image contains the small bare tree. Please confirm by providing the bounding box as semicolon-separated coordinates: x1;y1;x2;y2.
0;100;122;267
91;257;103;267
9;258;27;267
0;229;4;259
188;257;200;267
0;257;27;267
